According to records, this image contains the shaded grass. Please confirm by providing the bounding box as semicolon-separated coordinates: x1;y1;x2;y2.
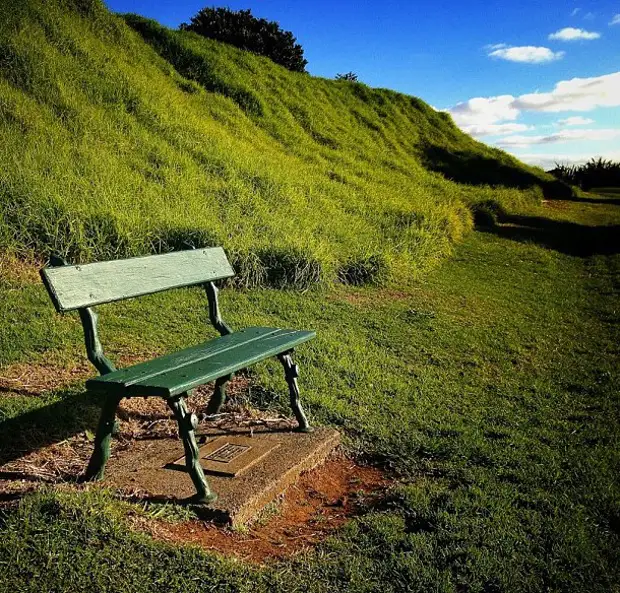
0;198;618;591
0;0;563;288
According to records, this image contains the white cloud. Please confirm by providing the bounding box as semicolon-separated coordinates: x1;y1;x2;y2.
513;72;620;112
548;27;600;40
449;95;520;127
584;12;596;20
462;123;532;138
571;7;581;17
447;71;620;131
487;45;565;63
447;71;620;146
556;116;595;126
610;14;620;25
496;128;620;148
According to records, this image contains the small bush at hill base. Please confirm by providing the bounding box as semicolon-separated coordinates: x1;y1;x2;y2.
470;200;507;228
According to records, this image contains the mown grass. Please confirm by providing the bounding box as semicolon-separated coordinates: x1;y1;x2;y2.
0;196;618;592
0;0;568;288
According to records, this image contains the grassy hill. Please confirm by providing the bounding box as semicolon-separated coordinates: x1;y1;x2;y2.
0;0;569;287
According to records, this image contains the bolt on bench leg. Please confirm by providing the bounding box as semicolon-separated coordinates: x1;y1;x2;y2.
205;373;232;415
167;394;217;504
84;393;122;481
278;352;312;433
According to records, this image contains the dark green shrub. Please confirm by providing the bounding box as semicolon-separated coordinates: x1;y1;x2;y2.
258;247;323;289
338;254;388;285
548;158;620;191
180;7;307;73
470;200;507;228
150;227;221;253
336;71;358;82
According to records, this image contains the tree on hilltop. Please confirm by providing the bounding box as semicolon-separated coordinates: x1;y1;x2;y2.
181;7;308;73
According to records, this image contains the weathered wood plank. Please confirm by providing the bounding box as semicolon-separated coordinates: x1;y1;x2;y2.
87;327;316;398
40;247;234;312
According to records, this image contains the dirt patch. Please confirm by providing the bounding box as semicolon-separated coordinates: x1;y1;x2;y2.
0;434;95;484
0;361;91;396
328;288;412;306
0;351;169;398
0;360;390;562
0;254;43;286
541;200;571;210
128;454;389;563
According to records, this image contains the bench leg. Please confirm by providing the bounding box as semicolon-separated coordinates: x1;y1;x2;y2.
278;352;312;433
205;373;232;415
167;395;217;504
84;393;122;481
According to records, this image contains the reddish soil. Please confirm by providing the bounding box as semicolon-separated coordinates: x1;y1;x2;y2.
129;455;389;563
0;254;42;285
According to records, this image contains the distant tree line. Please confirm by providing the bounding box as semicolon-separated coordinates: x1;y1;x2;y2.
181;7;308;73
548;158;620;191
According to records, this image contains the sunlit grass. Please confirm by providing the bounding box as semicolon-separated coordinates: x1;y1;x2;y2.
0;0;563;288
0;198;618;592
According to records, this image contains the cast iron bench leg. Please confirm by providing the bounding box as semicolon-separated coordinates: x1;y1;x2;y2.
278;352;312;433
205;373;232;415
167;394;217;503
84;393;122;481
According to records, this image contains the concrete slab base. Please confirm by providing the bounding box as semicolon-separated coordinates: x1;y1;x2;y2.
105;425;340;525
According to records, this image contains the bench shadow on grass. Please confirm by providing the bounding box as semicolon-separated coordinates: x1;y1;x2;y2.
480;214;620;257
0;389;100;489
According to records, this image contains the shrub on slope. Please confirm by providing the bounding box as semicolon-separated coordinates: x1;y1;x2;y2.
0;0;565;288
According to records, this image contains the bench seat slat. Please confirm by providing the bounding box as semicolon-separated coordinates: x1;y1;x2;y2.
89;327;282;389
86;327;315;398
41;247;234;312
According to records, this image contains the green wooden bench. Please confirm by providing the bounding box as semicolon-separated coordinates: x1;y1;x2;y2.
40;247;315;503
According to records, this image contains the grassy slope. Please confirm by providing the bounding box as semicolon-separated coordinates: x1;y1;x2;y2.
0;196;618;592
0;0;568;287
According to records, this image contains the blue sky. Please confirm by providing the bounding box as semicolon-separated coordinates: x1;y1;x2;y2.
106;0;620;168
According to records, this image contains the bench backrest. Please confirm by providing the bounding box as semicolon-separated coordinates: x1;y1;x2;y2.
41;247;234;313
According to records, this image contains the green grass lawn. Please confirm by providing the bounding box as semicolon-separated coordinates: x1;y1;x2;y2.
0;196;618;592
